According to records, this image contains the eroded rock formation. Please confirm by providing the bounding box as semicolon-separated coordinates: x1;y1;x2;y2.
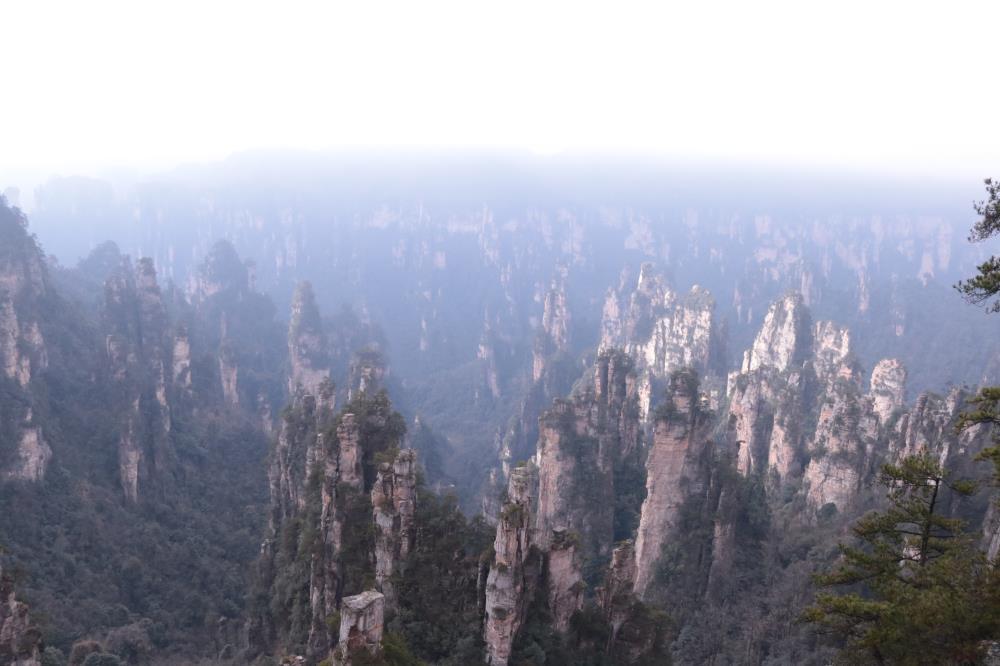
288;281;331;396
333;590;385;665
600;263;723;418
534;350;641;565
633;369;711;598
484;465;536;666
372;448;417;610
103;257;173;502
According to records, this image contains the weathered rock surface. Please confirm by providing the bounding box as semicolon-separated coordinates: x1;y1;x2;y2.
0;204;52;482
484;465;536;666
600;263;722;418
633;370;710;598
333;590;385;665
372;448;417;610
535;349;641;562
870;358;906;424
3;410;51;482
103;257;173;501
740;292;812;375
533;270;571;382
288;281;330;396
598;540;638;648
545;529;584;633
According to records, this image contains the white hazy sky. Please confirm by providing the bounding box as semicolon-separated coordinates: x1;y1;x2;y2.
2;0;999;177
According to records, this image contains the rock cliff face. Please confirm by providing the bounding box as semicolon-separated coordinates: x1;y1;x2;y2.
259;360;406;661
600;264;722;418
633;370;710;598
172;327;193;390
544;530;583;633
264;382;351;659
3;410;50;483
535;349;641;563
0;203;52;482
482;350;646;661
484;465;536;666
348;349;387;400
720;291;980;516
288;281;331;396
0;564;42;666
741;293;813;375
103;257;174;502
333;590;385;665
533;271;571;382
372;449;417;610
598;541;638;647
870;358;906;423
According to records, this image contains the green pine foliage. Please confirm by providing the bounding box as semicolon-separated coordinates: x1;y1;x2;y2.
804;452;1000;664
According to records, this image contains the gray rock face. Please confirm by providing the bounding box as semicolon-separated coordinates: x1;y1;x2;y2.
288;281;331;396
103;257;173;502
333;590;385;665
598;540;638;646
3;410;51;482
484;465;536;666
0;209;52;482
372;449;417;610
633;370;710;598
741;292;812;375
0;565;42;666
535;349;641;562
545;529;584;634
172;328;193;390
600;263;721;418
870;358;906;424
533;270;571;382
724;293;883;511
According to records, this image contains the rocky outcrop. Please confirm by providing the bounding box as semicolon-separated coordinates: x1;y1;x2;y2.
0;564;42;666
193;240;252;302
740;292;812;375
348;349;386;400
3;410;51;482
0;204;52;482
288;281;330;396
633;370;710;598
596;540;667;661
533;270;572;382
172;327;193;390
722;292;936;514
103;257;173;502
600;264;722;418
372;449;417;610
332;590;384;665
598;541;638;647
535;349;641;562
870;358;906;424
545;529;584;634
219;349;239;406
261;386;403;661
484;465;536;666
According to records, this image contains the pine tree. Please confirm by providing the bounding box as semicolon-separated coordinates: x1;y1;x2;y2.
804;453;1000;664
